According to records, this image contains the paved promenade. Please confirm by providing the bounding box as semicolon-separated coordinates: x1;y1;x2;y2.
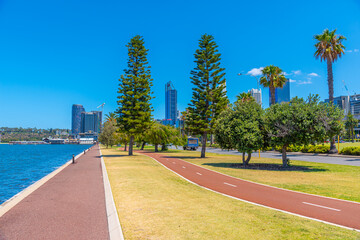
0;145;109;240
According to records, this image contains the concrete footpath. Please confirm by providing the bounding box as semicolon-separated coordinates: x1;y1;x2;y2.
0;145;110;240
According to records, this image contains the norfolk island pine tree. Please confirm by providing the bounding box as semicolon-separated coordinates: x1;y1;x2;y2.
116;35;154;156
185;34;228;158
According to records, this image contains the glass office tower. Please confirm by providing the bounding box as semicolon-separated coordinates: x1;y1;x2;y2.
165;81;177;125
269;79;290;105
72;104;85;135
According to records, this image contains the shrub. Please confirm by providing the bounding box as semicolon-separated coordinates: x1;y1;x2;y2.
301;145;330;153
340;146;360;155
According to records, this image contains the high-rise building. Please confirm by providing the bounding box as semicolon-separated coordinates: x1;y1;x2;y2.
80;111;102;134
324;95;350;115
270;79;290;105
249;88;262;105
72;104;85;136
165;81;177;125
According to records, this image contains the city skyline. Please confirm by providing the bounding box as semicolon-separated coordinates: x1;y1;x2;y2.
0;0;359;128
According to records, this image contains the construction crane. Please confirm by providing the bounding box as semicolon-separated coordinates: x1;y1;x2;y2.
97;103;105;123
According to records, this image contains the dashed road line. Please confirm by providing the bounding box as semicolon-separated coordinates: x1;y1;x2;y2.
302;202;341;212
196;172;202;175
224;182;237;187
182;166;186;169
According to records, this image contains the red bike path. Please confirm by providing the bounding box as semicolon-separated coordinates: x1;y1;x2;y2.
0;146;109;240
139;150;360;231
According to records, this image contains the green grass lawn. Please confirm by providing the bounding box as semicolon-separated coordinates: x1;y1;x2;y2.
102;147;359;239
335;142;360;151
136;147;360;203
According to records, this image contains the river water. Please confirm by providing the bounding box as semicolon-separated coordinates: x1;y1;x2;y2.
0;144;92;205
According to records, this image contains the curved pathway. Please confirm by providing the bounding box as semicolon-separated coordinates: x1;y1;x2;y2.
140;150;360;231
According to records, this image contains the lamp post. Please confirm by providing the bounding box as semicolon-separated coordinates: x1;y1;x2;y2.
237;73;262;106
237;73;260;90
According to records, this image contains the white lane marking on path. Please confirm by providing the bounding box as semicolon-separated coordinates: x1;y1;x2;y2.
224;182;237;187
172;162;176;164
196;172;202;175
302;202;341;212
182;166;186;169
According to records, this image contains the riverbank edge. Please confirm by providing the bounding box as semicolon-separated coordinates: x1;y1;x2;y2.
99;148;124;240
0;146;92;217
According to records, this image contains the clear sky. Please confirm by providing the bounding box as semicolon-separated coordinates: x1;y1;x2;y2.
0;0;359;129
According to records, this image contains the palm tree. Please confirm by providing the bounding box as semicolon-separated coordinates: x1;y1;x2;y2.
314;29;346;103
105;112;117;123
314;29;346;153
236;92;253;103
260;65;287;105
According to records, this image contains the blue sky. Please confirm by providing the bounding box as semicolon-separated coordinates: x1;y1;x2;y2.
0;0;359;129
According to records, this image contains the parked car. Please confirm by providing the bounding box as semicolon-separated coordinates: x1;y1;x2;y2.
183;137;199;151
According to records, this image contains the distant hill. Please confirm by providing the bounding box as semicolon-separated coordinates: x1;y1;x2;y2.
0;127;70;142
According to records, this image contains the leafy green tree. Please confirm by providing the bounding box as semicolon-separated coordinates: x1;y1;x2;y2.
264;96;327;167
215;96;264;166
98;121;117;148
145;122;167;152
160;125;187;151
260;65;287;105
320;103;345;150
314;29;346;153
113;131;130;151
116;35;154;155
345;113;358;142
186;34;228;158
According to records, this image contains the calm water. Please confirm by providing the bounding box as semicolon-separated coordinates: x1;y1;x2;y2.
0;144;92;205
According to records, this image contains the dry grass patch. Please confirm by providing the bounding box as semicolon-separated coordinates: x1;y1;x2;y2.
102;147;359;240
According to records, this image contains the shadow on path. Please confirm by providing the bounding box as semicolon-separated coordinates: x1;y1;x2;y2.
203;162;328;172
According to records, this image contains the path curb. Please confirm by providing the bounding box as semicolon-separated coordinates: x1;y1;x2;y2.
100;148;124;240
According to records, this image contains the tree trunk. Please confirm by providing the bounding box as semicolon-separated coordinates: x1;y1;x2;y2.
329;137;338;154
282;145;288;167
141;141;146;150
270;86;276;105
351;128;354;143
210;134;214;146
161;144;166;151
155;144;159;152
242;152;251;166
245;152;251;165
129;135;134;156
124;142;127;151
201;132;207;158
327;59;334;103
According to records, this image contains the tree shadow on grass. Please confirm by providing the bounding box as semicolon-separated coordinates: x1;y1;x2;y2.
202;162;328;172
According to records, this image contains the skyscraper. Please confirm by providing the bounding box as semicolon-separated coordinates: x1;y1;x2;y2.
72;104;85;135
249;88;262;105
165;81;177;125
80;111;103;134
269;79;290;105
